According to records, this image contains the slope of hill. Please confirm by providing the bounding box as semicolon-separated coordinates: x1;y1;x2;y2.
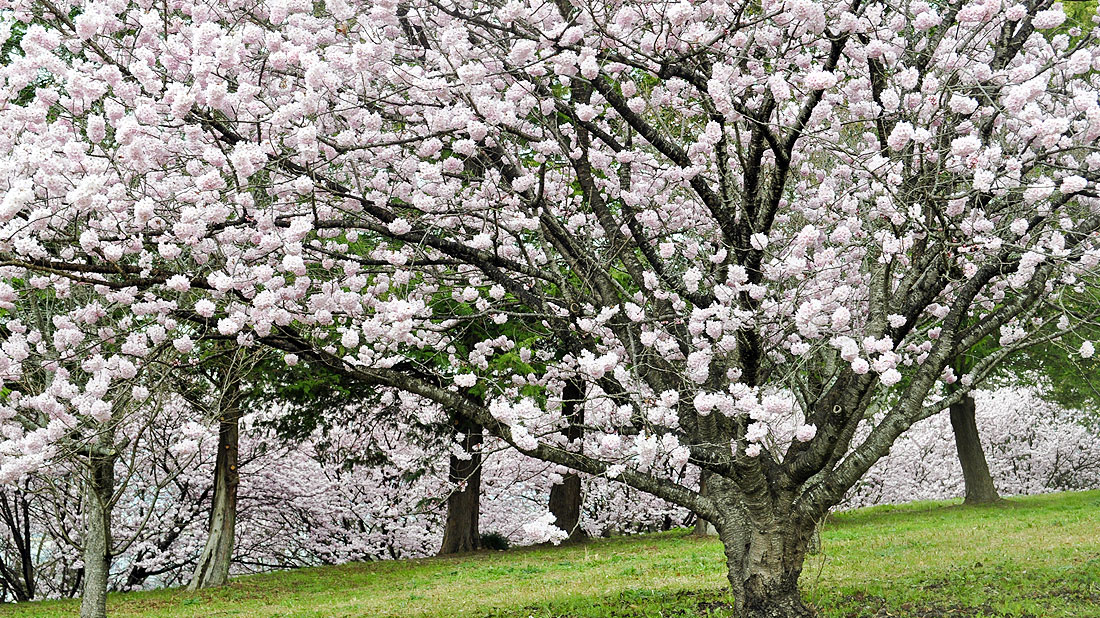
4;490;1098;618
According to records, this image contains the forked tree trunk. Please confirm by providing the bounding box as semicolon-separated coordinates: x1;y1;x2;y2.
81;447;116;618
949;393;1001;505
188;406;241;590
548;379;586;541
438;421;482;555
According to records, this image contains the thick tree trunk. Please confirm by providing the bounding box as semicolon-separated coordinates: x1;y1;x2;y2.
81;448;116;618
548;474;584;540
188;409;240;590
949;393;1001;504
548;379;586;541
717;513;815;618
705;475;816;618
438;421;482;555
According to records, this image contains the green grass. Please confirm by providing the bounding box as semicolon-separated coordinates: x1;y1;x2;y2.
6;491;1100;617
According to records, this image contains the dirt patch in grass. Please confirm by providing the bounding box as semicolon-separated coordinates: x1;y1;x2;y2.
695;596;733;614
829;592;1035;618
867;604;1023;618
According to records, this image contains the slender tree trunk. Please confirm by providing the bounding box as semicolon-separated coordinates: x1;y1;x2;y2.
16;492;33;600
438;421;482;555
81;447;116;618
692;471;717;536
949;393;1001;504
548;379;587;541
188;407;240;590
0;490;36;600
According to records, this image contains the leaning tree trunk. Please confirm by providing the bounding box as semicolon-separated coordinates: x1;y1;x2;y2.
949;393;1001;504
438;420;482;555
548;379;587;541
81;445;116;618
188;403;241;590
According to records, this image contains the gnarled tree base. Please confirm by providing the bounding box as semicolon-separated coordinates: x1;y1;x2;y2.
713;484;819;618
738;587;816;618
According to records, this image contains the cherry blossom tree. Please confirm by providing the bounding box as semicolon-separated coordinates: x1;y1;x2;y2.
0;277;193;617
945;279;1100;505
4;0;1100;614
945;354;1002;503
843;387;1100;507
3;384;1096;604
254;360;489;556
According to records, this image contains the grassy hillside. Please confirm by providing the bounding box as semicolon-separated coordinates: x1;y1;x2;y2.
5;491;1099;618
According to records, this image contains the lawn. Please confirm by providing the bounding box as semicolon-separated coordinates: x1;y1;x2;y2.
6;490;1099;617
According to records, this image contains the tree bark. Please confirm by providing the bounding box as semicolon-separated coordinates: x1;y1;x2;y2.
0;490;36;601
438;420;482;555
692;471;717;536
188;406;240;590
548;379;586;541
949;393;1001;504
701;474;818;618
717;512;815;617
548;474;584;540
81;447;116;618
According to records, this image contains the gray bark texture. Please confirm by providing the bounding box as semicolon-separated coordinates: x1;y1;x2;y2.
188;405;240;590
950;393;1002;504
81;446;116;618
711;475;815;618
